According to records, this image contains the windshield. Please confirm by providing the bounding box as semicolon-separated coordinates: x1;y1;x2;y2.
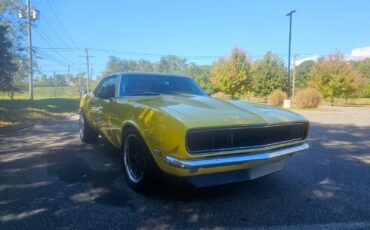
120;74;207;96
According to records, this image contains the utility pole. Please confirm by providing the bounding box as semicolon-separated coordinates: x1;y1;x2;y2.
19;0;38;100
67;65;71;83
78;70;82;98
53;71;57;98
80;49;93;92
86;48;90;91
286;10;296;98
27;0;33;100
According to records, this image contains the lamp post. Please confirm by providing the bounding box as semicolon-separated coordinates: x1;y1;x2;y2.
286;10;296;98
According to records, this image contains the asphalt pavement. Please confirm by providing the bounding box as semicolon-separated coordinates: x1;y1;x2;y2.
0;106;370;229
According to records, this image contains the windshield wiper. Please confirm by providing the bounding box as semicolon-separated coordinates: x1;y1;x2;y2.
168;92;195;96
131;92;160;96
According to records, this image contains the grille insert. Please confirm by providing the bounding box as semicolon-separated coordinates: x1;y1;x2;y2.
186;122;308;154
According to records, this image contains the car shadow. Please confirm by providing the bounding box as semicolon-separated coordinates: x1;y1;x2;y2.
1;118;370;229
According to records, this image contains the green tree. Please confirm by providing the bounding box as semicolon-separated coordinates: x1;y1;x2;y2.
73;72;87;95
102;56;161;76
353;58;370;79
1;0;25;46
137;59;155;72
341;70;364;103
102;56;126;75
352;58;370;97
54;74;68;86
100;56;214;94
253;51;287;97
211;47;253;99
1;0;30;99
295;60;315;90
185;63;214;93
157;55;187;74
12;57;27;91
309;52;365;105
0;25;18;100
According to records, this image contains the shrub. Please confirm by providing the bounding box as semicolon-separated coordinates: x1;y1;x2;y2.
267;89;287;107
295;88;321;108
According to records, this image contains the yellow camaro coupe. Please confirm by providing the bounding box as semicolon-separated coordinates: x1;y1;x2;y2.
80;72;309;192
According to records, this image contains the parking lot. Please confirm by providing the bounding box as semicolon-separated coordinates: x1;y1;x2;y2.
1;106;370;229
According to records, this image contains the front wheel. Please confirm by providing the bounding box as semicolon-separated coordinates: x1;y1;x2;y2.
79;112;99;143
122;128;157;192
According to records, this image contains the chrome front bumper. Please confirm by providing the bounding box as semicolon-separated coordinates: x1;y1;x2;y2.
164;143;309;170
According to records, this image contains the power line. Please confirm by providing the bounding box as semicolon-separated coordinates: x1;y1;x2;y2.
38;49;79;71
38;11;74;49
33;0;83;60
36;69;81;74
37;46;363;63
35;47;225;59
45;0;80;49
34;63;81;67
31;0;84;76
34;29;78;65
85;48;221;59
33;47;293;60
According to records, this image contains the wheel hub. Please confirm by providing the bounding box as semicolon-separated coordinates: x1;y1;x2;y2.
79;115;85;139
124;134;144;183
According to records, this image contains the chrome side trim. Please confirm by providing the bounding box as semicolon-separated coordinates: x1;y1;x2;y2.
164;143;309;169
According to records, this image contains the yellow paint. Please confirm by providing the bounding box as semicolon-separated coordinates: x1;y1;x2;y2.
81;94;308;177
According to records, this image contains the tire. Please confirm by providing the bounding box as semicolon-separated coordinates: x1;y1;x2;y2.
79;111;99;143
121;128;158;192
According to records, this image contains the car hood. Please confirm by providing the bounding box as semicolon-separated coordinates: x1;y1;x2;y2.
122;95;308;128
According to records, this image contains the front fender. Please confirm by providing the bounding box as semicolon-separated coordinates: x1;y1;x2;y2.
118;107;188;173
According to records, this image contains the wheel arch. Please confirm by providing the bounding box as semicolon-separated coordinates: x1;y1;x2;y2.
120;121;144;148
120;121;161;170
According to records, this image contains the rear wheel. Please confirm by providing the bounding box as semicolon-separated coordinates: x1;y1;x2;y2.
122;128;157;192
79;112;99;143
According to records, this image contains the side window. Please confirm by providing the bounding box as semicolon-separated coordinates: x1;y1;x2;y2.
95;76;117;99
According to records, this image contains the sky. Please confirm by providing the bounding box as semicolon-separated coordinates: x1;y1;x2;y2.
30;0;370;78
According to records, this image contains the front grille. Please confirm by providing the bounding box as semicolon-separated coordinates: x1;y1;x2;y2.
186;122;308;154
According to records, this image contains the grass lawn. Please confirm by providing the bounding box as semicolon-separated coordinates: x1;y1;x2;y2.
321;97;370;106
1;87;368;130
0;98;80;128
0;87;80;100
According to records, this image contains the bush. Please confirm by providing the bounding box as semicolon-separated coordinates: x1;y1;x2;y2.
267;89;287;107
295;88;321;108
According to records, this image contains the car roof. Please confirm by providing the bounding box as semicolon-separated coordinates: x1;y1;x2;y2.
109;71;191;79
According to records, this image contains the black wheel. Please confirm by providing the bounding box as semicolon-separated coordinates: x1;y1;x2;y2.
121;128;157;192
79;111;99;143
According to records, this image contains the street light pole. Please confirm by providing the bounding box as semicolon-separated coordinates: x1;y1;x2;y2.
286;10;296;98
292;54;297;103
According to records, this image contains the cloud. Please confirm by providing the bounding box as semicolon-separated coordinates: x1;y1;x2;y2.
350;46;370;60
295;46;370;66
294;55;319;66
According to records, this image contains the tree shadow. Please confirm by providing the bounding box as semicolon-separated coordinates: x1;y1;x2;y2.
1;118;370;229
0;99;79;134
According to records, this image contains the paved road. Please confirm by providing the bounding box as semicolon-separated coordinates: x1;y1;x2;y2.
1;107;370;229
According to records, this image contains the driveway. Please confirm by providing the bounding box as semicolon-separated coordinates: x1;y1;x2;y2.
1;107;370;229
